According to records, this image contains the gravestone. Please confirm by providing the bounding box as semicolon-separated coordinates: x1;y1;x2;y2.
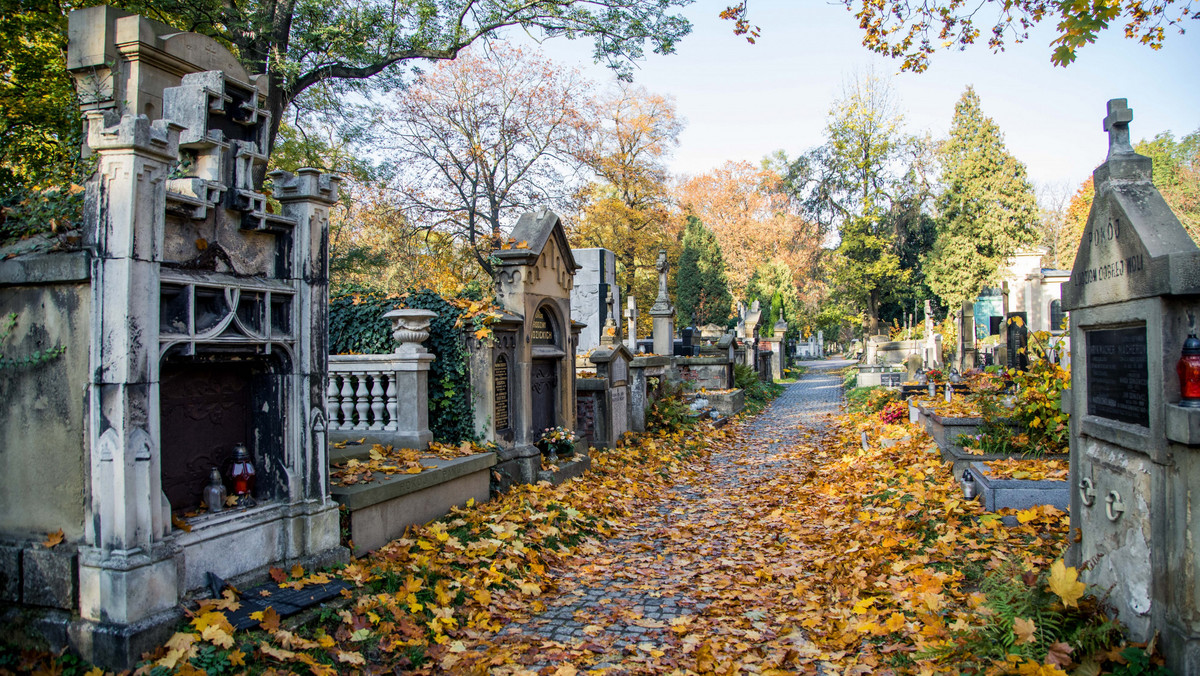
492;210;581;483
1006;311;1029;371
649;250;675;355
1063;99;1200;673
589;344;633;447
625;295;638;352
570;248;619;353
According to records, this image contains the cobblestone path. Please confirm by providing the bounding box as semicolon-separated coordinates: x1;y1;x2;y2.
491;361;854;671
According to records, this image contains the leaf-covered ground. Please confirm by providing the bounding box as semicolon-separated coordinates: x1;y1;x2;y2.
6;363;1147;675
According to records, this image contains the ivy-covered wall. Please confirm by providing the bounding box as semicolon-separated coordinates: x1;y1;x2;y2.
329;287;476;444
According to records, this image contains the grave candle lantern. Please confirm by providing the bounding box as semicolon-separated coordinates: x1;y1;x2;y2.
1179;332;1200;408
202;467;227;513
227;444;256;504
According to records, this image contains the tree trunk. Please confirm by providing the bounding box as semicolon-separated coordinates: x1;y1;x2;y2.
867;291;880;336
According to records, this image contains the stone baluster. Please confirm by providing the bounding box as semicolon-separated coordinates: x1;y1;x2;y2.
369;373;385;430
326;376;341;429
339;374;354;429
354;372;370;430
385;374;398;430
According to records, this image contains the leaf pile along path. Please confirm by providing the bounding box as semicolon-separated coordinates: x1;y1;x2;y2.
455;361;1067;674
458;363;849;672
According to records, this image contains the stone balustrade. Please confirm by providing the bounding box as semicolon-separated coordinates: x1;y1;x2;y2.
327;356;403;432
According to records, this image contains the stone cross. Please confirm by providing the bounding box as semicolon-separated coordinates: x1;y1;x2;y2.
624;295;638;352
1104;98;1134;158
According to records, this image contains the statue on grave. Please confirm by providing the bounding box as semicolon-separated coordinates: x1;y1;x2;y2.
650;249;674;316
601;288;617;344
655;250;669;301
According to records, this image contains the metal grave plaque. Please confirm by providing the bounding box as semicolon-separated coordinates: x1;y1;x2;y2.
1085;325;1149;427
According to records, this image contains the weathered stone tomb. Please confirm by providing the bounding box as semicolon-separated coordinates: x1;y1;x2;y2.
1064;99;1200;673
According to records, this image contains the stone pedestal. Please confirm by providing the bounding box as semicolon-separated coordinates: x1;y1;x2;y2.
651;312;675;357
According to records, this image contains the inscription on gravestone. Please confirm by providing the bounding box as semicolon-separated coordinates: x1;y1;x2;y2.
494;356;509;430
532;310;555;346
1086;326;1149;427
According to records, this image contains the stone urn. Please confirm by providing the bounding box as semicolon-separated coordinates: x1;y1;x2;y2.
383;308;437;354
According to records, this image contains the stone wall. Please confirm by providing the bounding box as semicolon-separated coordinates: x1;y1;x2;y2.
0;255;91;541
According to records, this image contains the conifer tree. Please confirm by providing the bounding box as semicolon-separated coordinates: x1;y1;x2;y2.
744;260;802;335
925;87;1039;310
675;217;733;327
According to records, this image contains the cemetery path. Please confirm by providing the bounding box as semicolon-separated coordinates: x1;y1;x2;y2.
481;361;854;674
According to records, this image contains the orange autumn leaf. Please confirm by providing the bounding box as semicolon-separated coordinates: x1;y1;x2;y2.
43;529;64;548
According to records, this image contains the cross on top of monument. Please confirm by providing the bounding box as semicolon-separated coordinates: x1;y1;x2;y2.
1103;98;1134;158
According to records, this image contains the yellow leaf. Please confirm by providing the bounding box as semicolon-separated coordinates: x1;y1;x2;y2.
1013;617;1037;644
1016;508;1039;524
516;580;541;595
201;624;235;649
290;563;304;578
852;596;876;614
1048;559;1086;607
472;588;491;606
228;649;245;667
84;669;104;676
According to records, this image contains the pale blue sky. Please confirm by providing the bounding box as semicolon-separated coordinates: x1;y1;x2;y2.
525;0;1200;190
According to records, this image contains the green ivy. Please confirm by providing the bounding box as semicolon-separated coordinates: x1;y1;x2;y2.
329;286;477;444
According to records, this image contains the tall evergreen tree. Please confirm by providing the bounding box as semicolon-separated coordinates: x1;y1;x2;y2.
675;217;733;327
744;260;802;335
925;87;1039;310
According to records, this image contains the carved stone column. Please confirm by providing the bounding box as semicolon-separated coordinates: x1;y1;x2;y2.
79;112;183;633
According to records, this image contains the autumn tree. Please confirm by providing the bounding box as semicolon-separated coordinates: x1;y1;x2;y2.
1136;129;1200;244
383;44;591;274
776;73;916;334
675;217;733;327
721;0;1198;72
925;87;1039;311
570;84;683;335
674;161;820;301
0;1;89;241
101;0;691;166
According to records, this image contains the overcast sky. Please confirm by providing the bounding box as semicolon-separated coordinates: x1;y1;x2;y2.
523;0;1200;192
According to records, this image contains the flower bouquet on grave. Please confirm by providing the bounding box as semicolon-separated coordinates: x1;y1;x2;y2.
537;426;576;461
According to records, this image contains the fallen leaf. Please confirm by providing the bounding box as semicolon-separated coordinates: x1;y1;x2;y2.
43;529;64;548
1048;559;1086;607
1013;617;1037;645
338;650;366;665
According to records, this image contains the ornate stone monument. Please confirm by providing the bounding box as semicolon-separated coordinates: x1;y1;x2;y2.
0;8;344;666
491;210;581;484
1064;99;1200;673
649;249;676;356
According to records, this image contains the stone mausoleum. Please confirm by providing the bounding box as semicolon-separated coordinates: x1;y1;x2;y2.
0;7;344;666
